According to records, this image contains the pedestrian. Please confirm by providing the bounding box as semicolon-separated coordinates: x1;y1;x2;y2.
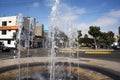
13;49;16;59
54;45;59;53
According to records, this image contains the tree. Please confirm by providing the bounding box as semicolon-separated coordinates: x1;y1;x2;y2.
77;30;82;44
88;26;101;49
58;31;68;47
107;31;115;45
59;31;68;42
80;38;94;47
99;31;115;48
84;34;88;38
99;32;108;48
53;28;68;47
82;34;94;47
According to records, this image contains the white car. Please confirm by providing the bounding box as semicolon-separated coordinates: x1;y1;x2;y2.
0;42;10;52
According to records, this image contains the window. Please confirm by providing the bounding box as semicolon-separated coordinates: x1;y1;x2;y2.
2;21;7;26
9;21;12;23
8;40;11;44
2;30;6;35
21;32;23;35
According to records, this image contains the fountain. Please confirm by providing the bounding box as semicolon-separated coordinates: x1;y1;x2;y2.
0;0;118;80
49;0;60;80
16;13;24;80
48;0;85;80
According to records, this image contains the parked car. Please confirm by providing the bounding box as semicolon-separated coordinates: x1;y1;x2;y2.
111;42;120;50
0;42;10;52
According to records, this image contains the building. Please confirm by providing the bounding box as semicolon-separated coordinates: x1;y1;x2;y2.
118;26;120;43
34;25;44;48
35;25;43;36
0;16;18;48
22;17;36;48
44;30;49;48
0;15;36;48
119;26;120;35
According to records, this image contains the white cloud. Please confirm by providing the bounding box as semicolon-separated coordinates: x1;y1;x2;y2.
90;10;120;28
92;17;117;27
77;9;120;36
32;2;40;7
60;4;86;21
109;10;120;18
58;4;86;32
48;0;86;23
49;0;86;35
48;0;120;36
59;6;120;36
77;23;89;36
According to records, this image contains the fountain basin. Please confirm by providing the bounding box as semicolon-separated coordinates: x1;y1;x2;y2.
0;58;119;80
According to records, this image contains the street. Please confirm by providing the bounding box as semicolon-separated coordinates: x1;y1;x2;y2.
79;50;120;62
0;48;120;62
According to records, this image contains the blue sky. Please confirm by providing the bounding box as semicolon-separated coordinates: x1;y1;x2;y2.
0;0;120;36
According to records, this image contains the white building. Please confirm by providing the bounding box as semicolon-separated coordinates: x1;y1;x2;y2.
0;16;18;48
0;16;36;48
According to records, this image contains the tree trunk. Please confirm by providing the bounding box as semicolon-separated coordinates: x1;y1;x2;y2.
94;38;97;49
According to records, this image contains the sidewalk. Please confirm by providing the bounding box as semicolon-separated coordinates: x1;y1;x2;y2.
0;57;119;73
78;58;120;73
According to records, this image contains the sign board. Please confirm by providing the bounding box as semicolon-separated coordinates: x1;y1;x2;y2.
0;26;18;30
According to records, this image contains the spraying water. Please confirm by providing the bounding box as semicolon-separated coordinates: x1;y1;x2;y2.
16;13;23;80
49;0;60;80
49;0;80;80
15;0;79;80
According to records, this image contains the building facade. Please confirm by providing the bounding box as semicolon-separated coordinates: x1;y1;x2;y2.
34;25;44;48
0;16;36;48
22;17;36;48
119;26;120;35
0;16;18;48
